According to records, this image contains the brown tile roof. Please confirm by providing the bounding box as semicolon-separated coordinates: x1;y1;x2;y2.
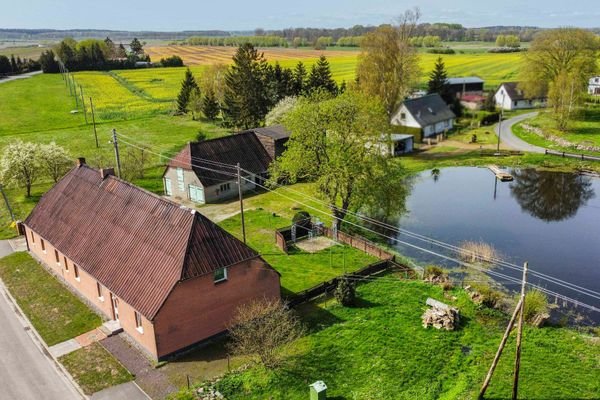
24;165;260;320
243;125;291;140
168;133;272;187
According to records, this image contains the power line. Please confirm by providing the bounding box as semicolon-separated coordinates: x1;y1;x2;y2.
113;134;600;313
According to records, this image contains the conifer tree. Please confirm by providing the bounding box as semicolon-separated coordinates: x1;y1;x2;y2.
306;55;337;95
202;88;220;121
292;61;307;95
427;57;452;104
10;55;17;73
176;68;200;115
222;43;270;129
130;38;144;56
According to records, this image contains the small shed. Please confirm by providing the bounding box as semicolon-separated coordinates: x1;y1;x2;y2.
386;134;414;156
242;125;291;160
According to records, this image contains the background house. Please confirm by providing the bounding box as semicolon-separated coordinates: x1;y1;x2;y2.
495;82;547;110
391;93;456;141
589;76;600;96
242;125;291;160
447;77;485;98
24;161;280;361
164;132;272;204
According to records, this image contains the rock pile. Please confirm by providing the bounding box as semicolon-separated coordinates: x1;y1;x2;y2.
522;124;600;152
422;298;460;331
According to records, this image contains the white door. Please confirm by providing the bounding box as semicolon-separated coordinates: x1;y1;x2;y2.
164;178;172;196
189;185;205;203
111;294;119;321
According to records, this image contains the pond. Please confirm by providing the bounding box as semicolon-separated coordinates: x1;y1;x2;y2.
393;167;600;322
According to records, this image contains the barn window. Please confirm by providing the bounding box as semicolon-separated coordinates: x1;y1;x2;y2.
134;311;144;333
96;282;104;301
55;250;60;264
31;232;35;245
164;177;172;196
64;256;69;272
400;112;406;120
219;183;231;192
214;267;227;283
74;264;80;281
41;239;46;253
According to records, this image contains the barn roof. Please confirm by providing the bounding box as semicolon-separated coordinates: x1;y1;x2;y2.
24;164;259;320
244;125;291;140
401;94;456;127
169;133;273;187
447;77;484;85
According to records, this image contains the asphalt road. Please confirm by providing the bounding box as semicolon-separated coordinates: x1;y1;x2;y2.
0;242;82;400
494;111;546;153
0;70;42;84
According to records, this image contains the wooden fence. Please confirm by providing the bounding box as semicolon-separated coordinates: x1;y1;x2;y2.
276;224;396;261
286;259;413;307
544;149;600;162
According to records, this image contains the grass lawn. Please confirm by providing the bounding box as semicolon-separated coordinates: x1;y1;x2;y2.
0;252;101;346
59;342;133;395
192;274;600;400
513;105;600;151
218;209;377;295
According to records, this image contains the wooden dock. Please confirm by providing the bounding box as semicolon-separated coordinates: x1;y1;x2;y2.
488;165;513;181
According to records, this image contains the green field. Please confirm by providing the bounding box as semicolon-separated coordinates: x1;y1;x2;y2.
177;275;600;400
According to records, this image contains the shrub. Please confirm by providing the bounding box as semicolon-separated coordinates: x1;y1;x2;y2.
427;48;456;54
215;373;244;397
160;55;184;67
522;289;550;325
458;240;500;265
334;276;356;306
481;112;501;126
470;283;503;309
423;265;445;280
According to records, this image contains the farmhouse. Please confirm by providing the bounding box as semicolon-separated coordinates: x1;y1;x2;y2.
241;125;291;160
447;77;484;98
589;76;600;96
163;132;272;204
391;93;455;140
23;160;280;361
494;82;547;110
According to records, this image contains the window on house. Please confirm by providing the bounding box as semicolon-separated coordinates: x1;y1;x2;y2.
189;184;205;203
74;264;80;281
219;183;231;192
164;177;172;196
134;311;143;333
514;101;518;106
31;232;35;245
214;267;227;283
176;168;185;191
64;256;69;272
41;239;46;252
96;282;104;301
55;249;60;264
400;112;406;120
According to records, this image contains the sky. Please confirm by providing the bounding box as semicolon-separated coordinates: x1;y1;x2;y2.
1;0;599;31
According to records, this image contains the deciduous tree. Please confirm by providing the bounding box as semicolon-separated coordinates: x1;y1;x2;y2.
0;141;41;197
227;298;304;368
356;9;421;118
272;92;409;228
39;142;71;183
520;28;599;130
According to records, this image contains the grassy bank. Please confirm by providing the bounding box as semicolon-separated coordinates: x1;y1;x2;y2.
179;274;600;399
0;252;101;345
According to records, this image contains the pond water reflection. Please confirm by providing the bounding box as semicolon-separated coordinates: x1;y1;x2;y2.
394;167;600;319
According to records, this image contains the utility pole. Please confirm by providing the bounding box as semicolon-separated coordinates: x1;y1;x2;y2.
512;262;528;400
496;92;505;155
80;86;88;124
236;163;246;244
90;97;98;148
112;129;122;178
0;184;15;222
479;298;523;399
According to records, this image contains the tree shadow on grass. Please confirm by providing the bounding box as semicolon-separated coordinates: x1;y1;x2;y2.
295;300;344;334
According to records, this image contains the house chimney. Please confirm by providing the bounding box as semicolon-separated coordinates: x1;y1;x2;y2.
76;157;86;168
100;168;115;179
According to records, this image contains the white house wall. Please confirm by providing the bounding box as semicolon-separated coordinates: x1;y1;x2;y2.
163;167;259;204
390;105;421;128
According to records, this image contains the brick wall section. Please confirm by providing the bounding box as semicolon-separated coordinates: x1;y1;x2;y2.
275;230;288;253
25;226;159;358
323;228;394;260
153;258;280;358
